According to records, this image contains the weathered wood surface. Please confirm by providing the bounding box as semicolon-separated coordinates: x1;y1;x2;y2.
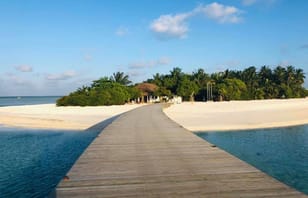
55;104;306;197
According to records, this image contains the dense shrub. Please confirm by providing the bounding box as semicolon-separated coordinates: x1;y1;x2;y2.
57;80;138;106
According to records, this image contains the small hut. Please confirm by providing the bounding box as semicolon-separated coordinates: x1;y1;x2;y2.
135;83;159;103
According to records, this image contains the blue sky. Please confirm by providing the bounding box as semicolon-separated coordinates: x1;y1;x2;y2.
0;0;307;96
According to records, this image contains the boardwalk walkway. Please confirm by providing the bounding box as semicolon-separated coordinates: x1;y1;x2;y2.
55;104;306;197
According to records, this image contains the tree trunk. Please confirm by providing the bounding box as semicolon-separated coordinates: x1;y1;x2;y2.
190;91;195;102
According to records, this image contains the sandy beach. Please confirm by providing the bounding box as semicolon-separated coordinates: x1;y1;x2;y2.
164;98;308;132
1;98;307;131
0;104;143;130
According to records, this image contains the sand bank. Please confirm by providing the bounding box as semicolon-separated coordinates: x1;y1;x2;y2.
0;104;143;130
164;98;308;132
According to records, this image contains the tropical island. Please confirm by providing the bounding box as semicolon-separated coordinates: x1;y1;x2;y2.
3;1;308;197
1;65;306;131
57;65;307;106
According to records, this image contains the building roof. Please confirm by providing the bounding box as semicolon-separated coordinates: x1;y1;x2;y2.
136;83;158;96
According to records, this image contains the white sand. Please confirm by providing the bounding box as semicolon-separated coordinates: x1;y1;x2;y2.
0;104;143;130
164;98;308;132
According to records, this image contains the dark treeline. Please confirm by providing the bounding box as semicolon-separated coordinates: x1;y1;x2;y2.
148;66;307;101
57;66;307;106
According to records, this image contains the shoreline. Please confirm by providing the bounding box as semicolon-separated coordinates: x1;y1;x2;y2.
164;98;308;132
193;123;308;133
1;98;307;132
0;104;144;130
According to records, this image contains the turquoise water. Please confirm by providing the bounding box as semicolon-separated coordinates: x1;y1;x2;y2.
0;96;61;107
196;125;308;195
0;127;99;197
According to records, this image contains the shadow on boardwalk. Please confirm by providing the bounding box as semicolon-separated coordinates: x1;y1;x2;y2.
53;104;306;197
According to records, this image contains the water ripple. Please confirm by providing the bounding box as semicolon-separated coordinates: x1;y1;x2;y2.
197;125;308;195
0;127;98;197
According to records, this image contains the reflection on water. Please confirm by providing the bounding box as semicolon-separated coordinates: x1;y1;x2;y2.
196;125;308;195
0;127;98;197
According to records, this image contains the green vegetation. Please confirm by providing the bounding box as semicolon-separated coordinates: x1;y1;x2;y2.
57;72;141;106
57;66;306;106
147;66;306;101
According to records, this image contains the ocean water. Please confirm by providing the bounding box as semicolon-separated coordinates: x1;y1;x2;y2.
0;96;61;107
196;125;308;195
0;127;99;198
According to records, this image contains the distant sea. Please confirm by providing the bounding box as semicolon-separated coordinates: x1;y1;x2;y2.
197;125;308;195
0;96;61;107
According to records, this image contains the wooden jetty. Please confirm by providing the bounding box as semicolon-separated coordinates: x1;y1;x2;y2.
55;104;307;197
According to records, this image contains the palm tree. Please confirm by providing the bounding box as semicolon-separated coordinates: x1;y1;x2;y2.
294;68;305;85
91;77;111;88
111;72;131;85
259;66;272;85
77;86;90;94
211;72;225;83
152;73;163;87
293;68;306;97
176;75;198;101
165;67;184;94
170;67;183;79
192;68;211;101
192;68;209;88
286;66;295;87
273;66;286;85
241;66;258;99
273;66;288;98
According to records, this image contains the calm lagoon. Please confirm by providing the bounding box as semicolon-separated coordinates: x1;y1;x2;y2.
0;126;99;197
196;125;308;195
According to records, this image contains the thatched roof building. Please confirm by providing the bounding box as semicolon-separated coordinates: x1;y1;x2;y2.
135;83;158;103
135;83;158;96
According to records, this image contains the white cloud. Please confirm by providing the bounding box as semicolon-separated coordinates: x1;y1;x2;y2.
0;73;37;96
129;57;171;69
15;65;33;72
115;27;129;36
46;70;77;81
150;2;243;39
156;57;171;65
129;62;148;69
150;13;192;39
6;74;32;86
196;3;243;24
128;71;146;77
0;71;87;96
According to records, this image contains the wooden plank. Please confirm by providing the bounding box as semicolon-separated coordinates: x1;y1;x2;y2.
54;104;307;197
